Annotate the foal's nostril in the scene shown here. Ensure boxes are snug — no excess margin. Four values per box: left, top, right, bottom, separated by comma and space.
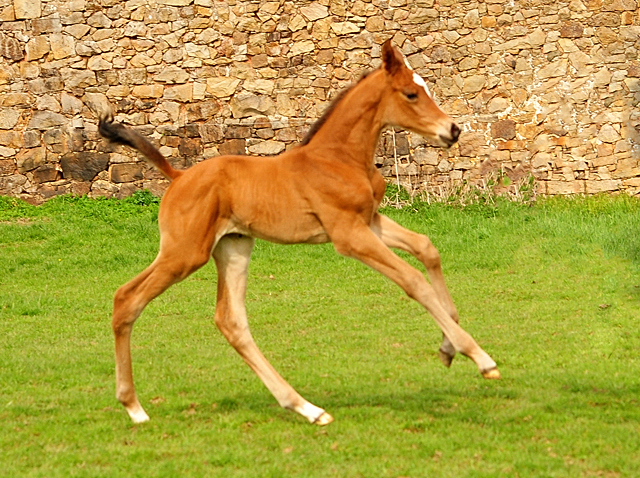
450, 123, 460, 142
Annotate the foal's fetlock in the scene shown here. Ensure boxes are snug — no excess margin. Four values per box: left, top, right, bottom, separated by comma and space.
117, 392, 150, 423
438, 337, 456, 368
438, 348, 455, 368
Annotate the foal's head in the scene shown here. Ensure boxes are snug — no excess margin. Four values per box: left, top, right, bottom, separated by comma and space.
379, 41, 460, 148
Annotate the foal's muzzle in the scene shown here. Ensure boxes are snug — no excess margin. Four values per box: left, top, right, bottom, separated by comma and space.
440, 123, 460, 147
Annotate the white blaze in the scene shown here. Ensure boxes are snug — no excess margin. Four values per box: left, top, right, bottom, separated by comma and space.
413, 72, 433, 99
403, 53, 434, 99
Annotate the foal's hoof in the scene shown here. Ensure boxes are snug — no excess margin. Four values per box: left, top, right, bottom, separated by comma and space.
314, 412, 334, 426
438, 349, 454, 368
127, 408, 150, 424
481, 368, 501, 380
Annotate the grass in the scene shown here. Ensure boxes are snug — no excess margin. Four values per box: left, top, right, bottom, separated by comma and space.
1, 190, 640, 477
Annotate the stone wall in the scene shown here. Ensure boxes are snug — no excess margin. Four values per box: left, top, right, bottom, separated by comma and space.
0, 0, 639, 203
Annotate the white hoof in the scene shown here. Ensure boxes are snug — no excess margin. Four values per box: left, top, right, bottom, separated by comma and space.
127, 406, 150, 424
313, 411, 334, 426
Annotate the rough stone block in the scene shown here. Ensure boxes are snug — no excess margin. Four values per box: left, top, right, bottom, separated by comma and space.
463, 75, 486, 93
0, 158, 15, 175
132, 85, 164, 98
16, 147, 45, 172
14, 0, 41, 19
206, 77, 241, 98
200, 124, 223, 143
178, 138, 201, 157
25, 36, 50, 61
87, 56, 112, 71
219, 139, 246, 156
61, 69, 97, 89
225, 126, 251, 139
560, 21, 584, 38
87, 12, 112, 28
32, 17, 62, 35
90, 179, 119, 198
248, 140, 285, 155
491, 120, 516, 140
592, 13, 621, 27
598, 124, 621, 143
61, 152, 110, 181
546, 180, 585, 195
110, 163, 143, 183
0, 174, 30, 195
413, 149, 439, 166
532, 152, 552, 169
27, 111, 66, 130
23, 131, 40, 149
585, 179, 621, 193
33, 164, 60, 183
0, 34, 24, 61
0, 131, 22, 148
537, 59, 568, 79
163, 84, 193, 102
612, 158, 640, 179
430, 45, 451, 62
624, 78, 640, 92
119, 69, 147, 85
0, 108, 21, 130
300, 4, 329, 21
155, 65, 190, 84
50, 33, 76, 60
230, 93, 275, 118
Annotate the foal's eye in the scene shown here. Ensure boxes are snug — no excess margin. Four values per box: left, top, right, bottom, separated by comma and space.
404, 91, 418, 101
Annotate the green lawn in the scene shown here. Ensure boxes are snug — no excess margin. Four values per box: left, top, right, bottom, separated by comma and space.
1, 191, 640, 477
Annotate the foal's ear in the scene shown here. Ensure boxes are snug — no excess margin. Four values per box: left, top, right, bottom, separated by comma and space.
381, 40, 405, 76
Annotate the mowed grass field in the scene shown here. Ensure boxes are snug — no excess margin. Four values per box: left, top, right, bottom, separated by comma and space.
1, 191, 640, 477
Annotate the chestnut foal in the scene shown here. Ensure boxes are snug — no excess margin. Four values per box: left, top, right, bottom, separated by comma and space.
99, 41, 499, 426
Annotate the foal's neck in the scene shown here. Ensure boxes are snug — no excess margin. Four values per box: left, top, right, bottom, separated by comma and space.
306, 72, 387, 168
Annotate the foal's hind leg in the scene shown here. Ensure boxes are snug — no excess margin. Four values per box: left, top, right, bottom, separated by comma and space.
113, 253, 209, 423
371, 214, 496, 374
213, 234, 333, 425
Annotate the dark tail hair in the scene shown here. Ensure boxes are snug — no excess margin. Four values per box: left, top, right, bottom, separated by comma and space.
98, 114, 181, 181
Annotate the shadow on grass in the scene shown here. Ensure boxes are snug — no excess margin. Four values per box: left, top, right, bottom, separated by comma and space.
186, 369, 640, 428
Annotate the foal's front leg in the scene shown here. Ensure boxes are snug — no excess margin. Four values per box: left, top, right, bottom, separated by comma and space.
212, 234, 333, 425
332, 219, 499, 379
371, 213, 459, 367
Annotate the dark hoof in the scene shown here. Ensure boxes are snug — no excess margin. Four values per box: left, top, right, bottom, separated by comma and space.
438, 349, 454, 368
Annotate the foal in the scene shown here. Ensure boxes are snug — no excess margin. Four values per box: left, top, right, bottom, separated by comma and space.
99, 41, 499, 426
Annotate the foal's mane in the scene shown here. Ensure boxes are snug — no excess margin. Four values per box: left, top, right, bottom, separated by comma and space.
300, 71, 372, 146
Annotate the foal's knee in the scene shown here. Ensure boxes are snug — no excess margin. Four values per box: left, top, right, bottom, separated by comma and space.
419, 238, 441, 270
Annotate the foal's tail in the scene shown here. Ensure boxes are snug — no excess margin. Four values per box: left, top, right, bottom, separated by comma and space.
98, 114, 182, 181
